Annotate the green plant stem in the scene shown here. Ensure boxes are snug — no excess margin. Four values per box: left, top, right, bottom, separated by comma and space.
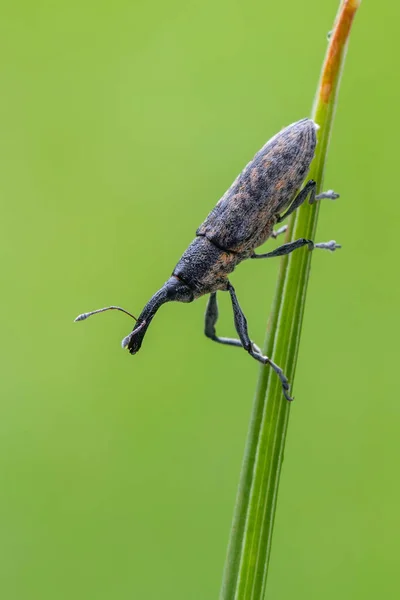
220, 2, 361, 598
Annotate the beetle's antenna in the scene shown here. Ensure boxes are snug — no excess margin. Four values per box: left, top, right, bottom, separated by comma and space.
74, 306, 139, 322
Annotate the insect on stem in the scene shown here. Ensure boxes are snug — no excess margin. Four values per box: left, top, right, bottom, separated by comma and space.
74, 305, 140, 322
75, 119, 341, 401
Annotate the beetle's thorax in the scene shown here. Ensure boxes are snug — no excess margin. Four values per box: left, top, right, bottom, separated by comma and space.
173, 236, 243, 298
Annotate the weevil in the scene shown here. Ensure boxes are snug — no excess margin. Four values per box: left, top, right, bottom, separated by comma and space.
75, 118, 340, 401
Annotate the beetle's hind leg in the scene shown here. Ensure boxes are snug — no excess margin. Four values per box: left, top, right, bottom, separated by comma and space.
206, 283, 292, 401
277, 180, 339, 223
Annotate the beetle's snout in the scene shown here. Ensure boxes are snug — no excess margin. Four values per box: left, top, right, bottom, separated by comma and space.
127, 341, 141, 355
126, 335, 141, 354
121, 321, 146, 354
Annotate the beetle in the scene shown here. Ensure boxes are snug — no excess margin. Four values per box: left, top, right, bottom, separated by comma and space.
75, 118, 340, 401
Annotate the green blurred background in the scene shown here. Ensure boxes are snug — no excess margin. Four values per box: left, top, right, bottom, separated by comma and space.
1, 1, 398, 598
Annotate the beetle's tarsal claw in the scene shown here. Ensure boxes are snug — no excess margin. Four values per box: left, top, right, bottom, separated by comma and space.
282, 387, 294, 402
271, 224, 288, 240
314, 189, 340, 201
315, 240, 341, 251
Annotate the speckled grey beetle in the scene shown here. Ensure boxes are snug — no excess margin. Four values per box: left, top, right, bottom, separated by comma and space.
75, 118, 340, 401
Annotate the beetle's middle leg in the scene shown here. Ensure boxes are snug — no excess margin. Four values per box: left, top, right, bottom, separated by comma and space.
251, 238, 341, 259
270, 225, 288, 239
277, 180, 339, 223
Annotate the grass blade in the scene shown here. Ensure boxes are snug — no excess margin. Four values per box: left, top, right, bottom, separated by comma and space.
221, 2, 362, 598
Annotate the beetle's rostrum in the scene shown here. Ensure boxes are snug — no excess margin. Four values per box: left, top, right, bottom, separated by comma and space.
75, 118, 340, 401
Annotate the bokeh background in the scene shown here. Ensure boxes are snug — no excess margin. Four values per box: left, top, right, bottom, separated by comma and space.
1, 1, 398, 599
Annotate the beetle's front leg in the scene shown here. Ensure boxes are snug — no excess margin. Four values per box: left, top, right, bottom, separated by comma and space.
204, 292, 244, 349
204, 292, 263, 353
227, 283, 293, 402
251, 238, 341, 259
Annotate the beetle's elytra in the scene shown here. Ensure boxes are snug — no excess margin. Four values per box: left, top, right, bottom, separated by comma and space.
75, 118, 340, 401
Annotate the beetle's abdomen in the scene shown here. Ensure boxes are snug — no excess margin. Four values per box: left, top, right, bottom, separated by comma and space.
197, 118, 317, 253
